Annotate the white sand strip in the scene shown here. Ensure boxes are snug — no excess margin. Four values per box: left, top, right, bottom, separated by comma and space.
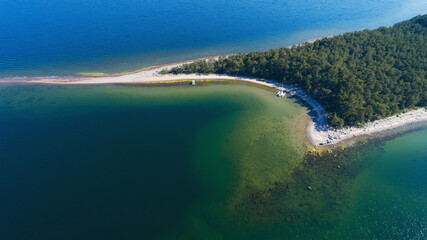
3, 49, 425, 146
307, 108, 427, 146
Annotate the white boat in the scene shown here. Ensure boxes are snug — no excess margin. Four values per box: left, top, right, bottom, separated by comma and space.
276, 91, 286, 97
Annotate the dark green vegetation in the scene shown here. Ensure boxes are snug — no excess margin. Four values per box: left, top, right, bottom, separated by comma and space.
167, 15, 427, 127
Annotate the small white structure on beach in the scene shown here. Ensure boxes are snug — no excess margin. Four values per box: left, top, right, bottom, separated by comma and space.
276, 91, 286, 97
190, 80, 196, 85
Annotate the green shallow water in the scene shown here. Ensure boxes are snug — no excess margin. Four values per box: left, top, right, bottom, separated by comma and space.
331, 129, 427, 240
0, 84, 425, 239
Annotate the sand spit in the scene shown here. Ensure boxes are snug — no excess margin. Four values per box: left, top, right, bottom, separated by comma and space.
3, 44, 426, 147
19, 65, 426, 147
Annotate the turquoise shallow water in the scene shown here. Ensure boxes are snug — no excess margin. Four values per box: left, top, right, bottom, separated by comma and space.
284, 129, 427, 240
0, 84, 426, 239
1, 0, 426, 77
325, 129, 427, 240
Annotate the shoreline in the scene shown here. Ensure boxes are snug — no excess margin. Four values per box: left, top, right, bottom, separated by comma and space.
0, 35, 328, 82
307, 108, 427, 147
11, 67, 427, 147
1, 36, 426, 147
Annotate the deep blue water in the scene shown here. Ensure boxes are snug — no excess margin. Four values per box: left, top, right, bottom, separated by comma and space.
0, 0, 426, 77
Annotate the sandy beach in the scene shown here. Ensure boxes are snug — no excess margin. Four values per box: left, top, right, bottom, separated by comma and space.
2, 49, 426, 147
307, 108, 427, 146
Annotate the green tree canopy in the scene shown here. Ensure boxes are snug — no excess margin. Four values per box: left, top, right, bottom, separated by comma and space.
167, 15, 427, 127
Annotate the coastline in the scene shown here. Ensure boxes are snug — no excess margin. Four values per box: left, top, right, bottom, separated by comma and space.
307, 108, 427, 146
10, 65, 427, 147
0, 35, 327, 83
1, 36, 426, 147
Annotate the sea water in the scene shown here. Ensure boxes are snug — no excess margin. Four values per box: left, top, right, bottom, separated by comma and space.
1, 0, 426, 77
0, 84, 426, 239
0, 84, 308, 239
